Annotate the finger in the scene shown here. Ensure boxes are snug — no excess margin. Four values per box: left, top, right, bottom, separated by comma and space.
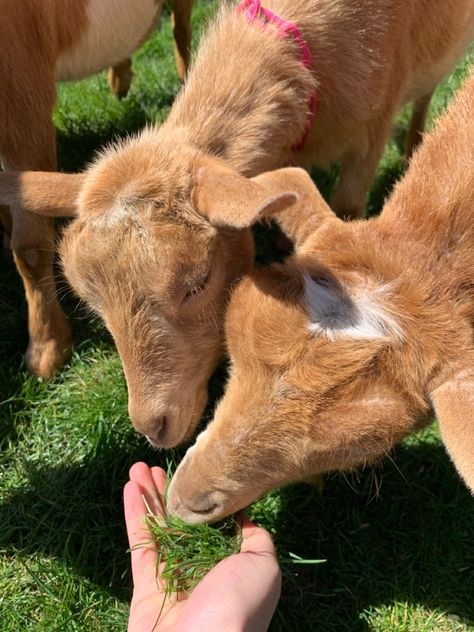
124, 480, 152, 550
129, 462, 165, 516
150, 466, 167, 498
123, 480, 158, 585
239, 517, 277, 557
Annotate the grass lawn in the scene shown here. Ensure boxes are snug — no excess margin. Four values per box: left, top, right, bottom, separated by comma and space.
1, 2, 473, 630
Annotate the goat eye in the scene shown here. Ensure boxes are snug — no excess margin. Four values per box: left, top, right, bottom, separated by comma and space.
182, 270, 211, 304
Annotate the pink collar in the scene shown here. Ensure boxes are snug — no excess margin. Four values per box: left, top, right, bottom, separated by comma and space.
237, 0, 317, 152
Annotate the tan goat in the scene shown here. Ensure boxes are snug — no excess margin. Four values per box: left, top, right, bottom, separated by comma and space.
0, 0, 194, 378
167, 67, 474, 524
1, 0, 473, 444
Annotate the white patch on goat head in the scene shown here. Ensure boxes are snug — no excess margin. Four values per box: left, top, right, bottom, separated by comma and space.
303, 273, 403, 341
92, 201, 135, 228
87, 192, 154, 238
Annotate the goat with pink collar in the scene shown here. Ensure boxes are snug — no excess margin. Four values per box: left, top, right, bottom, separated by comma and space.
1, 0, 473, 447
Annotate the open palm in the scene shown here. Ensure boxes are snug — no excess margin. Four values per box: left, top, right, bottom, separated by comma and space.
124, 462, 281, 632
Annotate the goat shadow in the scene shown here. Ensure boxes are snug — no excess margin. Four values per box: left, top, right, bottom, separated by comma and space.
264, 438, 474, 631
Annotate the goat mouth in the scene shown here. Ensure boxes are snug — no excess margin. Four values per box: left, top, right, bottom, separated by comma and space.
146, 433, 164, 448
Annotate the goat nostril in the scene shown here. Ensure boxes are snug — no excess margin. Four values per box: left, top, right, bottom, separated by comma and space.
146, 415, 168, 446
184, 493, 219, 516
190, 502, 218, 515
157, 415, 167, 438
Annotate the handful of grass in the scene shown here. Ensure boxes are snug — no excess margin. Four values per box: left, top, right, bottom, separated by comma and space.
146, 510, 242, 596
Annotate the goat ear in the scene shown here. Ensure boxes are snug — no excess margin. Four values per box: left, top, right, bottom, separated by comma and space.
194, 163, 297, 228
430, 361, 474, 494
0, 171, 84, 217
252, 167, 336, 246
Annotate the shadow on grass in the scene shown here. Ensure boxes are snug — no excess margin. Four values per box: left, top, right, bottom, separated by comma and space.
0, 356, 227, 598
0, 250, 35, 447
0, 432, 157, 600
0, 270, 27, 366
0, 431, 472, 630
264, 439, 474, 631
0, 248, 114, 450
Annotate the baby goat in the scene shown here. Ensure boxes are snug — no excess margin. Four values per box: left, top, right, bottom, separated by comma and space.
168, 67, 474, 524
0, 0, 193, 377
1, 0, 472, 443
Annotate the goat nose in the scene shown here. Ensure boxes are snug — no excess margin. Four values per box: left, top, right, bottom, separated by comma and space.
128, 403, 168, 439
145, 416, 168, 446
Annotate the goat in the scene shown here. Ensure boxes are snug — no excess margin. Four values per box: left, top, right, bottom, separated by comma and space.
0, 0, 193, 377
167, 67, 474, 523
0, 0, 472, 444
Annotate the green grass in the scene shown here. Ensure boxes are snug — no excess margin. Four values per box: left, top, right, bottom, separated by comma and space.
147, 511, 242, 596
1, 3, 473, 630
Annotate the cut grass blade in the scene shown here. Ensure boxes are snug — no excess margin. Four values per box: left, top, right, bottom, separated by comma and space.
288, 552, 327, 565
146, 511, 241, 596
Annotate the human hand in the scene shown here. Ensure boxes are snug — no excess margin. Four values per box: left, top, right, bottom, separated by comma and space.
124, 462, 281, 632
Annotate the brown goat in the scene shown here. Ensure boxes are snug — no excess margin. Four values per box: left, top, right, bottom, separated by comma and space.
167, 67, 474, 524
0, 0, 193, 377
1, 0, 472, 444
